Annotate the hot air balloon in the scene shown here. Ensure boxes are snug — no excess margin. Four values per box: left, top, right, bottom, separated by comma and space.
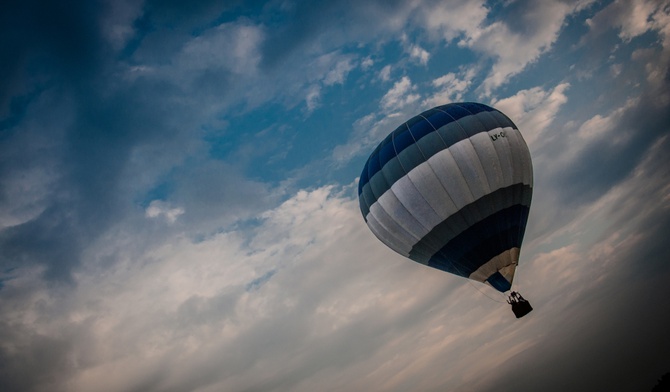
358, 102, 533, 318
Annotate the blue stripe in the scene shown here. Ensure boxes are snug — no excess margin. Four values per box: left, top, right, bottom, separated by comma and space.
422, 204, 530, 284
362, 103, 489, 187
408, 183, 532, 261
486, 271, 512, 292
358, 103, 517, 218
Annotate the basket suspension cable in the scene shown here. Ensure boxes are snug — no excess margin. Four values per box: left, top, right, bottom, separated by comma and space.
450, 263, 507, 304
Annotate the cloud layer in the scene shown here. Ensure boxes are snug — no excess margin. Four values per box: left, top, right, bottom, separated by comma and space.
1, 1, 670, 391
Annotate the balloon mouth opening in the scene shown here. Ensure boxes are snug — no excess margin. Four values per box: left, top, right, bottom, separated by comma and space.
486, 271, 512, 292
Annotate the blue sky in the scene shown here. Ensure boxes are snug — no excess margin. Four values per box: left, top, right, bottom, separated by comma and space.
1, 0, 670, 391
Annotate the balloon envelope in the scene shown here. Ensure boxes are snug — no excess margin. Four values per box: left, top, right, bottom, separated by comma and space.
358, 102, 532, 292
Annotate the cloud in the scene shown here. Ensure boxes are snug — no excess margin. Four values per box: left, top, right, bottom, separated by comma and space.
258, 0, 417, 70
301, 52, 357, 112
422, 67, 478, 108
0, 185, 452, 391
417, 0, 489, 43
0, 0, 109, 116
491, 82, 570, 148
2, 1, 670, 391
0, 66, 221, 281
0, 182, 533, 391
10, 182, 636, 392
330, 113, 394, 165
99, 0, 144, 50
0, 13, 274, 284
380, 76, 421, 112
330, 74, 425, 165
409, 44, 430, 65
480, 133, 670, 392
459, 0, 594, 95
379, 64, 392, 82
177, 21, 264, 76
550, 87, 669, 209
145, 200, 184, 223
361, 56, 374, 70
577, 0, 670, 81
398, 32, 432, 66
323, 57, 356, 86
585, 0, 669, 44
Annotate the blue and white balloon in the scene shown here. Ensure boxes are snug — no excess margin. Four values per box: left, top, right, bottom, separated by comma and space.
358, 102, 533, 292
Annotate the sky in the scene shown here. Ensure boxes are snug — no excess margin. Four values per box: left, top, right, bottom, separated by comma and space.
1, 0, 670, 391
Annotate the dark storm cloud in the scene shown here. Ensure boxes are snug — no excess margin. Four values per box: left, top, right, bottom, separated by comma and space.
0, 0, 106, 111
1, 0, 111, 282
0, 0, 239, 282
0, 71, 198, 282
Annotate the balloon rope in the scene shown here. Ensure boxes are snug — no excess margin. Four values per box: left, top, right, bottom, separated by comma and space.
464, 278, 507, 304
451, 263, 508, 304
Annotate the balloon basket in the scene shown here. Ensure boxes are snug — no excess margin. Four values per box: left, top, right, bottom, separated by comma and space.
511, 299, 533, 318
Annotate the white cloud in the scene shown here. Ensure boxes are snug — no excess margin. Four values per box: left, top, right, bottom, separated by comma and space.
5, 137, 670, 390
145, 200, 185, 223
0, 184, 544, 391
398, 32, 430, 65
329, 74, 424, 165
380, 76, 421, 112
491, 82, 570, 148
298, 52, 358, 112
575, 99, 636, 142
409, 44, 430, 65
179, 21, 264, 76
305, 84, 321, 112
459, 1, 593, 96
330, 111, 406, 165
422, 67, 477, 108
617, 0, 664, 40
323, 57, 356, 86
526, 133, 670, 271
378, 64, 392, 82
533, 97, 637, 179
2, 185, 445, 391
586, 0, 669, 43
168, 160, 276, 233
361, 56, 374, 70
417, 0, 489, 43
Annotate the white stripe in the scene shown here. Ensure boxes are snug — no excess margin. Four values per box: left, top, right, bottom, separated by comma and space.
429, 147, 475, 208
406, 162, 459, 220
450, 138, 491, 199
483, 128, 510, 216
370, 191, 425, 243
505, 129, 533, 186
468, 247, 520, 283
490, 127, 515, 186
390, 172, 443, 230
366, 213, 412, 256
490, 127, 516, 207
